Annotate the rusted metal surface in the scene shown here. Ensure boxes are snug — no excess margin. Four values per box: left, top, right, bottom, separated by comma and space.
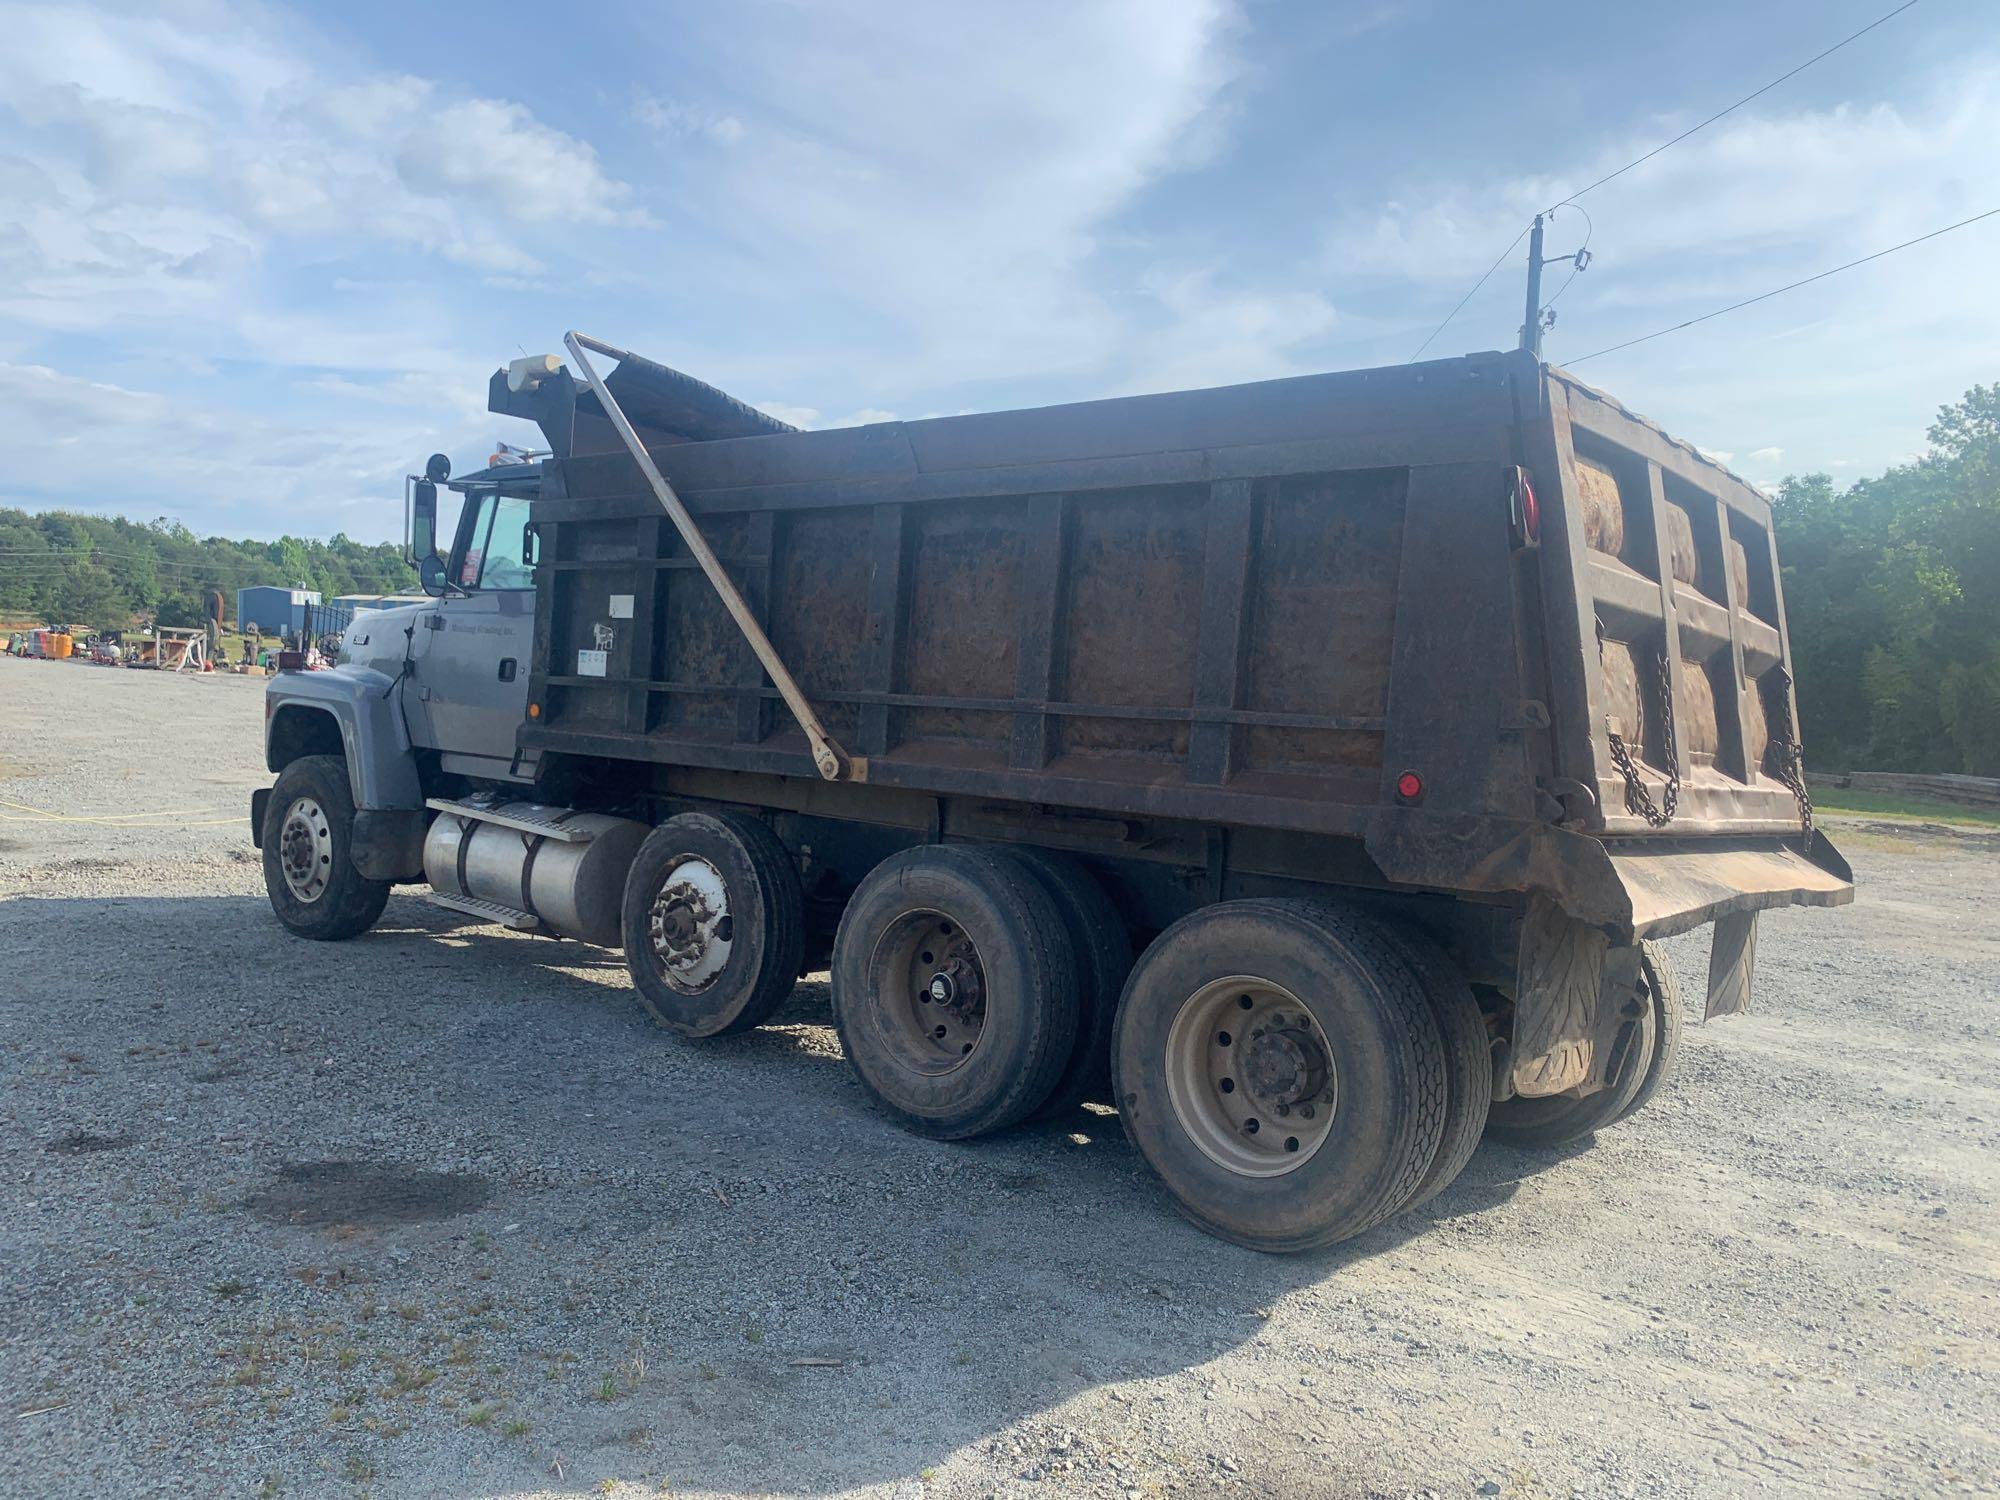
1604, 837, 1852, 940
563, 332, 858, 782
518, 346, 1852, 939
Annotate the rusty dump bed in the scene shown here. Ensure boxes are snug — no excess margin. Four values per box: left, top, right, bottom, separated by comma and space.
515, 347, 1851, 939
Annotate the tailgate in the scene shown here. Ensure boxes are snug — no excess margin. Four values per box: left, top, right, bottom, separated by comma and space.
1528, 367, 1820, 840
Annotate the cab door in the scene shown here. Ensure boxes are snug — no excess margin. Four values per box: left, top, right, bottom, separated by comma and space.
412, 490, 538, 779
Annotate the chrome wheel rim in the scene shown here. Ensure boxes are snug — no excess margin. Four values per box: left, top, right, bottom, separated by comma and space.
1164, 976, 1337, 1177
277, 796, 334, 904
867, 909, 986, 1076
649, 857, 735, 994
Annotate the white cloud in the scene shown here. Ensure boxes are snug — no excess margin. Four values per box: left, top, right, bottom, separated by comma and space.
0, 0, 655, 336
632, 94, 744, 146
396, 99, 654, 226
1329, 55, 2000, 479
0, 358, 488, 537
1746, 446, 1784, 465
0, 0, 666, 534
632, 0, 1251, 391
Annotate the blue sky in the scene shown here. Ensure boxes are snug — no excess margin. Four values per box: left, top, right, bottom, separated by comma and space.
2, 0, 1995, 541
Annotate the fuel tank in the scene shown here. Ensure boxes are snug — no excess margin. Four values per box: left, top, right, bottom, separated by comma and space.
423, 803, 648, 946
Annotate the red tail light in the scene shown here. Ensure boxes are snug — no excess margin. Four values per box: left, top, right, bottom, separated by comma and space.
1513, 468, 1540, 545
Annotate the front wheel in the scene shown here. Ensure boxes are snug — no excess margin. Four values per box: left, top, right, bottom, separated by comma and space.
260, 755, 391, 941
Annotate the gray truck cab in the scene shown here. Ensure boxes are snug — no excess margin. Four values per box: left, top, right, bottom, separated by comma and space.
253, 455, 543, 890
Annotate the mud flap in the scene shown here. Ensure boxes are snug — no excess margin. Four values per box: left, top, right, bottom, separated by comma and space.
1706, 910, 1757, 1019
1510, 896, 1643, 1098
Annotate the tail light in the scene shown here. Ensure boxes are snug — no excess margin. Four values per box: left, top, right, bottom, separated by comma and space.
1511, 467, 1540, 545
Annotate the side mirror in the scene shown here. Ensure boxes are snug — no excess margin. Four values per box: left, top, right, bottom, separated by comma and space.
419, 553, 448, 598
411, 479, 439, 561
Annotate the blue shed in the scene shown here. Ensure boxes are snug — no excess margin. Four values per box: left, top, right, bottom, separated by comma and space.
236, 586, 320, 634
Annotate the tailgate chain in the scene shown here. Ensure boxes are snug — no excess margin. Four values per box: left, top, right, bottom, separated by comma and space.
1605, 648, 1679, 828
1766, 664, 1815, 839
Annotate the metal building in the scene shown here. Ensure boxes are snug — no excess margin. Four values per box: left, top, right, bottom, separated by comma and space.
236, 586, 320, 634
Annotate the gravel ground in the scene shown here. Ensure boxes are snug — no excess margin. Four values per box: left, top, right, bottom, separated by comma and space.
2, 657, 1996, 1500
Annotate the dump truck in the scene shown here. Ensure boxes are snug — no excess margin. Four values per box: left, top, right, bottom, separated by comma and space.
252, 336, 1853, 1252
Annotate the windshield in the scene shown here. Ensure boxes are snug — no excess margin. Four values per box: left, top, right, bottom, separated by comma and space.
456, 493, 535, 590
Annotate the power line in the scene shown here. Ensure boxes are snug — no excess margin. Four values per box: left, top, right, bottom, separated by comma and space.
1406, 222, 1532, 363
1548, 0, 1923, 211
1565, 206, 1999, 365
1407, 0, 1922, 361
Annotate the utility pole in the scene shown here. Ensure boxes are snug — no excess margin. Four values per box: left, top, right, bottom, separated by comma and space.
1520, 212, 1546, 356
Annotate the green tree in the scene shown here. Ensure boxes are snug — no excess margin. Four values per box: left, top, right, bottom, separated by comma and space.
50, 560, 128, 632
1776, 381, 2000, 773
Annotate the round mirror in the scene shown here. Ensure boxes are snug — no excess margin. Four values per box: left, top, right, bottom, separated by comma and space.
425, 452, 451, 483
418, 552, 448, 598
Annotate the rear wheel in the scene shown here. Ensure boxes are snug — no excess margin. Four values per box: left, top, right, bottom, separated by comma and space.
831, 846, 1077, 1140
260, 755, 390, 941
620, 810, 804, 1038
997, 847, 1133, 1121
1380, 926, 1492, 1212
1484, 967, 1657, 1149
1112, 900, 1447, 1253
1612, 940, 1682, 1124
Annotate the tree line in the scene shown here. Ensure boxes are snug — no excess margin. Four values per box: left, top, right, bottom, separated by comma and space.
0, 511, 415, 633
1774, 382, 1999, 777
3, 381, 1995, 775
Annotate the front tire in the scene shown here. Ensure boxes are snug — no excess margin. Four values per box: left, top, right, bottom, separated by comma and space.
260, 755, 391, 941
1112, 900, 1447, 1253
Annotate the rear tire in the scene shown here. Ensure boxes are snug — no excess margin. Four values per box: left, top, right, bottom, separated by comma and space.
620, 810, 805, 1038
1611, 941, 1682, 1124
997, 847, 1133, 1121
1111, 899, 1447, 1253
260, 755, 391, 941
831, 846, 1077, 1140
1484, 969, 1657, 1150
1379, 925, 1492, 1212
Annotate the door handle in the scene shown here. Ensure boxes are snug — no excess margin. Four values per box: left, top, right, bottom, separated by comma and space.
497, 658, 517, 682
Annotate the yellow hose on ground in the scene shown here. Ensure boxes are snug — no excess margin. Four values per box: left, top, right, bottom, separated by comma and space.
0, 796, 246, 828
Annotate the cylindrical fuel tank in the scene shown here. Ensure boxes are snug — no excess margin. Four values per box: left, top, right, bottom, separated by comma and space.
424, 804, 648, 947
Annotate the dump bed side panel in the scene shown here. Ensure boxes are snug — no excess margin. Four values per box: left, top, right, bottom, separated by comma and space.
523, 356, 1538, 844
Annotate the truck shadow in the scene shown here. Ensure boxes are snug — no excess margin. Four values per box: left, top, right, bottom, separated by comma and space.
6, 891, 1552, 1499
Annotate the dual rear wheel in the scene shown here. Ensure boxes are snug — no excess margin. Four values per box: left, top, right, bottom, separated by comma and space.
619, 822, 1681, 1253
1111, 900, 1490, 1252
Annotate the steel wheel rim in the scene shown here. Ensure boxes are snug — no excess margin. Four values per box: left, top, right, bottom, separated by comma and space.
867, 908, 987, 1076
1165, 975, 1337, 1178
649, 857, 735, 994
277, 796, 334, 904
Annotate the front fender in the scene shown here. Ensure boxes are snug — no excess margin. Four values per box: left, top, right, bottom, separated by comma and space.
264, 667, 423, 810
